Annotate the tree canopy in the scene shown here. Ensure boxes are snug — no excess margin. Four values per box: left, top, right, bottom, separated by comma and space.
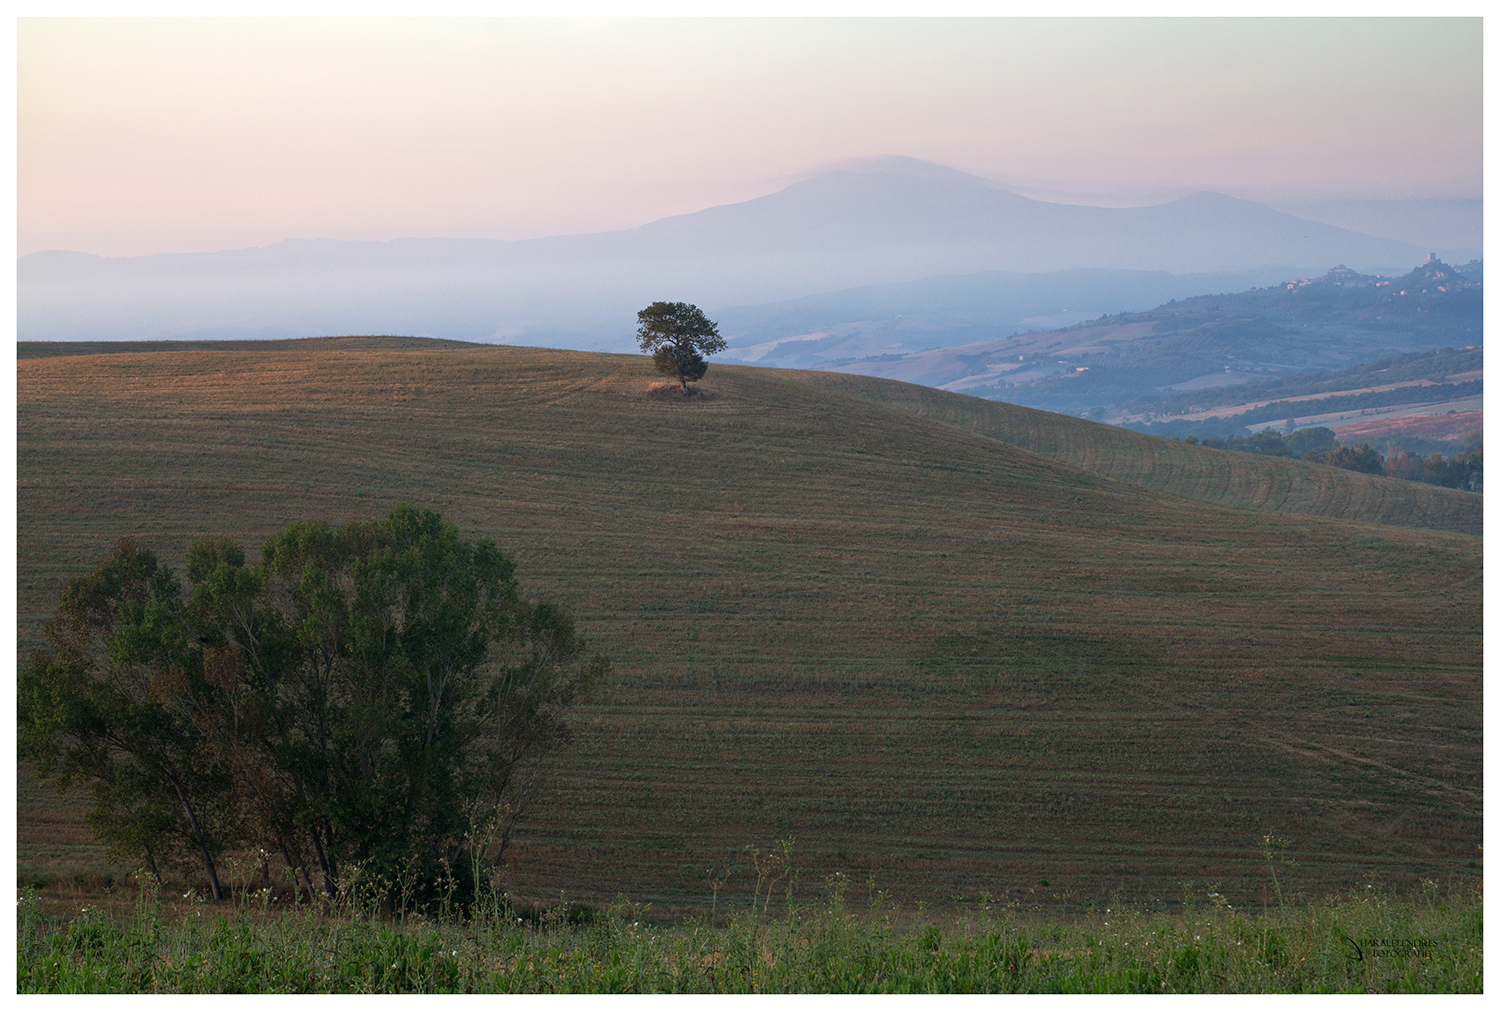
19, 505, 607, 905
636, 301, 727, 393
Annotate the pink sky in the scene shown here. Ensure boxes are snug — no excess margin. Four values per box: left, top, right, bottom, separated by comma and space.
18, 17, 1483, 258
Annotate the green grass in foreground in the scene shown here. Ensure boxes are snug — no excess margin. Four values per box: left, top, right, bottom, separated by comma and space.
18, 876, 1481, 994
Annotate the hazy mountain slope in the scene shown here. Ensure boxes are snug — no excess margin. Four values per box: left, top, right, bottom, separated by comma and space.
784, 370, 1482, 536
710, 265, 1299, 368
624, 159, 1434, 270
18, 158, 1438, 348
17, 339, 1480, 912
819, 259, 1483, 416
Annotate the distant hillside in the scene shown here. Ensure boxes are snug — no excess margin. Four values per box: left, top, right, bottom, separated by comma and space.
821, 259, 1482, 420
1123, 345, 1483, 443
1127, 346, 1483, 423
711, 265, 1299, 369
18, 157, 1445, 348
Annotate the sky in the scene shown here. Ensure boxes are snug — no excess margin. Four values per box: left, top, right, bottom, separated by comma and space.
16, 16, 1485, 258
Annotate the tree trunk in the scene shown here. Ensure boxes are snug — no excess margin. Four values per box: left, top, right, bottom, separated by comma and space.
309, 822, 337, 896
191, 821, 224, 900
278, 838, 316, 899
162, 766, 224, 900
142, 839, 162, 885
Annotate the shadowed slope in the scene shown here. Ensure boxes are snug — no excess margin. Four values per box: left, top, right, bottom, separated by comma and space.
784, 370, 1482, 536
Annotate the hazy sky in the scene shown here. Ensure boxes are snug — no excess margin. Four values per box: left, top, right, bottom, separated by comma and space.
17, 17, 1483, 258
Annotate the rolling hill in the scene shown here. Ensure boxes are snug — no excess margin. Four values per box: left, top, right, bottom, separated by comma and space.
779, 370, 1482, 536
17, 339, 1480, 915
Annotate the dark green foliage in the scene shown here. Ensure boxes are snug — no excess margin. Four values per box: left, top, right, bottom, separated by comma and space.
636, 301, 727, 393
651, 344, 709, 387
1385, 448, 1483, 493
1126, 416, 1252, 442
1240, 429, 1296, 457
18, 505, 608, 906
1224, 427, 1339, 459
1284, 427, 1337, 456
18, 540, 239, 898
1146, 424, 1478, 492
1304, 443, 1385, 475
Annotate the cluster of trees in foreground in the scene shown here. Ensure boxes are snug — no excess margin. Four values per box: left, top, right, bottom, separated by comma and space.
18, 505, 608, 906
1175, 427, 1483, 493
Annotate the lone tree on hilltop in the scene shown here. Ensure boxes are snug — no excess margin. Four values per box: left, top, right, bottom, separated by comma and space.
637, 301, 727, 394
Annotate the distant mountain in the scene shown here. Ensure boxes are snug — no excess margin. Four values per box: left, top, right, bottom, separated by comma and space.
616, 157, 1444, 271
19, 157, 1449, 347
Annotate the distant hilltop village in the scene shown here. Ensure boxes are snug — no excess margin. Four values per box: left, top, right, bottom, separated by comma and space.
1283, 255, 1482, 294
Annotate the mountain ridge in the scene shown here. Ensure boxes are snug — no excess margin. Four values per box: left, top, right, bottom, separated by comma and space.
19, 158, 1454, 347
20, 176, 1434, 272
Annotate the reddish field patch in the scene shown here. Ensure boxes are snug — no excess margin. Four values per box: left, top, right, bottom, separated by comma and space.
1333, 411, 1483, 443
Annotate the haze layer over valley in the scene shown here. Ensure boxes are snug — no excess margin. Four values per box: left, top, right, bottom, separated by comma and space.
18, 158, 1471, 350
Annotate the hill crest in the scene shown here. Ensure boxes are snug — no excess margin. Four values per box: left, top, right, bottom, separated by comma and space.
17, 338, 1480, 537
